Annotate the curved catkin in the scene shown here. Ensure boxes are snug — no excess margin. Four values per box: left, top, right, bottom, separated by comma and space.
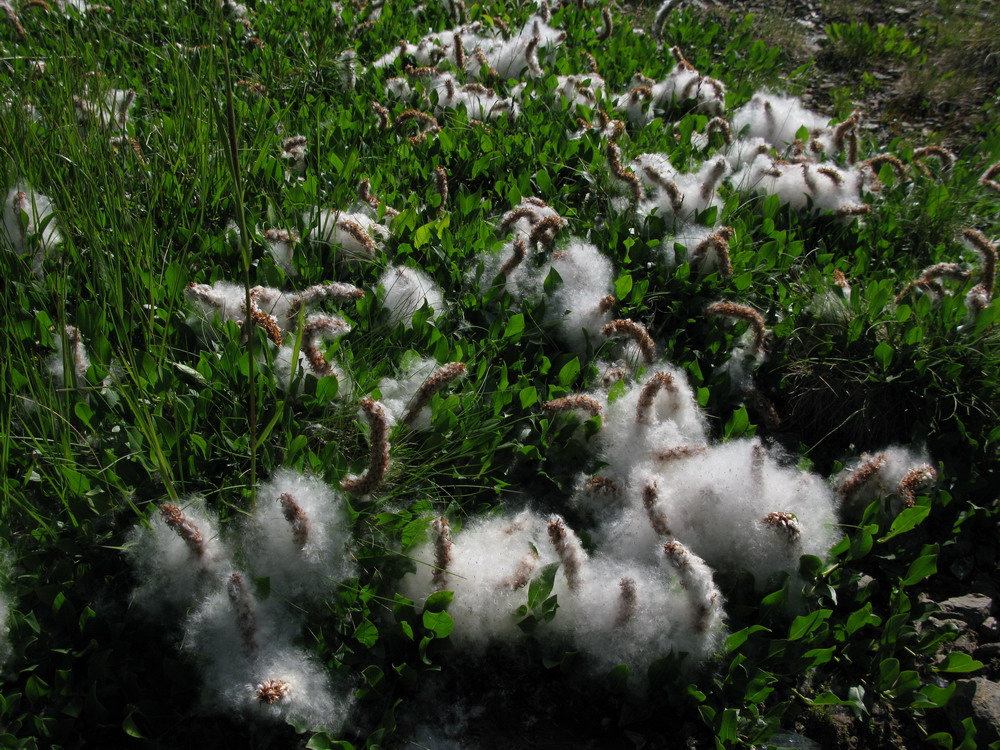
596, 6, 612, 41
652, 0, 681, 39
662, 541, 721, 634
498, 206, 541, 236
529, 215, 567, 251
705, 117, 733, 146
642, 482, 672, 538
833, 111, 860, 159
962, 229, 997, 297
839, 452, 886, 499
431, 516, 452, 591
763, 511, 801, 544
286, 283, 365, 326
452, 31, 465, 69
372, 101, 390, 129
525, 36, 542, 76
691, 227, 734, 277
301, 315, 349, 376
897, 465, 937, 508
403, 362, 467, 426
227, 573, 258, 658
547, 515, 586, 592
433, 166, 448, 215
895, 263, 970, 303
705, 302, 767, 356
635, 371, 676, 424
598, 295, 616, 313
255, 679, 290, 705
245, 288, 283, 346
912, 145, 955, 177
583, 475, 620, 497
981, 161, 1000, 195
698, 158, 727, 202
541, 395, 603, 418
602, 319, 656, 365
607, 143, 643, 204
340, 399, 390, 495
655, 444, 707, 462
643, 167, 684, 213
614, 577, 637, 628
160, 503, 206, 558
498, 553, 539, 591
670, 46, 697, 72
335, 219, 377, 257
499, 237, 528, 277
862, 154, 906, 187
278, 493, 309, 549
581, 50, 598, 74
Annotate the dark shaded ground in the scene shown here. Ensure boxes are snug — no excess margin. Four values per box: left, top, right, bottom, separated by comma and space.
695, 0, 1000, 151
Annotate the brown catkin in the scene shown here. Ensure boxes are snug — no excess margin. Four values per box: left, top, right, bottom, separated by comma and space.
691, 227, 734, 277
300, 315, 349, 376
839, 453, 886, 499
705, 302, 767, 355
499, 237, 528, 277
912, 145, 955, 175
607, 143, 643, 204
334, 219, 377, 257
962, 229, 997, 297
541, 395, 603, 418
598, 295, 616, 313
433, 166, 448, 215
372, 101, 390, 128
833, 111, 860, 156
655, 444, 707, 462
981, 161, 1000, 195
255, 679, 290, 705
529, 215, 567, 251
763, 512, 801, 543
614, 577, 638, 628
635, 371, 676, 424
699, 158, 727, 202
245, 288, 283, 346
498, 553, 538, 591
159, 504, 206, 558
670, 46, 696, 72
404, 362, 467, 426
642, 482, 672, 537
340, 399, 390, 495
2, 3, 25, 38
431, 516, 452, 590
897, 464, 937, 508
581, 50, 598, 74
643, 167, 684, 213
583, 476, 620, 497
547, 516, 585, 591
602, 319, 656, 365
498, 206, 541, 236
278, 493, 309, 549
597, 6, 613, 41
705, 117, 733, 146
226, 573, 258, 658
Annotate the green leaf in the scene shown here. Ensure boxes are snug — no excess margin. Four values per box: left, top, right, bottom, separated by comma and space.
519, 386, 537, 409
504, 314, 525, 340
527, 562, 559, 610
423, 590, 453, 613
933, 652, 983, 674
725, 625, 770, 653
879, 505, 931, 542
788, 609, 832, 640
558, 357, 580, 387
422, 609, 455, 639
614, 274, 633, 298
874, 341, 893, 371
902, 549, 938, 586
718, 708, 738, 742
122, 706, 145, 739
353, 619, 379, 648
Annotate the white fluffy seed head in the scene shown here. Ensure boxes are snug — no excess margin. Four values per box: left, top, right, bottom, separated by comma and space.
378, 265, 445, 328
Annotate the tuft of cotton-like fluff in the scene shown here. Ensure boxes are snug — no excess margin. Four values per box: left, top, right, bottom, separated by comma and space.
541, 239, 616, 353
243, 469, 355, 599
731, 93, 836, 153
836, 445, 936, 518
183, 577, 352, 732
732, 155, 870, 217
377, 357, 440, 428
630, 153, 730, 226
126, 498, 230, 613
379, 265, 445, 327
399, 510, 553, 646
3, 185, 62, 278
306, 209, 388, 262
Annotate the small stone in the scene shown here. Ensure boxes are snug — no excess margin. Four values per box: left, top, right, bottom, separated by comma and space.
946, 678, 1000, 739
981, 617, 1000, 640
940, 594, 994, 629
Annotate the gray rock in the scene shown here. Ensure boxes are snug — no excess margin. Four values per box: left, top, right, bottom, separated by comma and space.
981, 617, 1000, 641
947, 678, 1000, 740
974, 642, 1000, 662
940, 594, 994, 629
